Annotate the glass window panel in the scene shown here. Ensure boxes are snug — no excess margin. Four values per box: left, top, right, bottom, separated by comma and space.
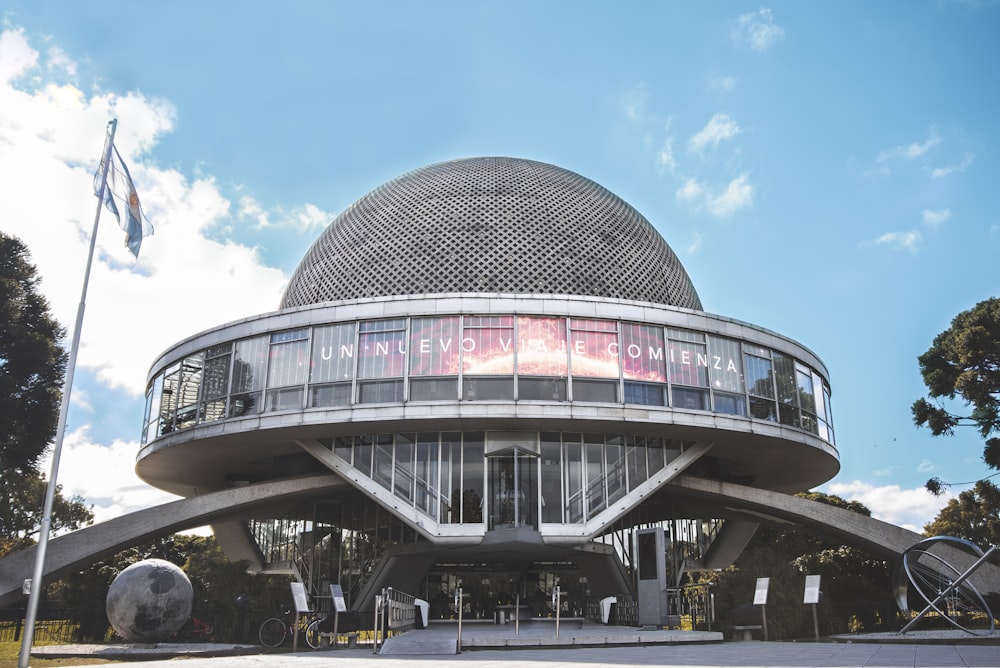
606, 437, 626, 505
143, 375, 163, 444
463, 376, 514, 400
310, 382, 352, 407
441, 434, 460, 523
271, 328, 308, 343
176, 354, 204, 429
410, 377, 458, 401
229, 391, 261, 418
749, 397, 778, 421
585, 437, 606, 518
796, 364, 817, 414
647, 438, 665, 476
668, 341, 708, 387
355, 435, 373, 477
358, 379, 403, 403
572, 379, 617, 403
745, 354, 775, 399
410, 317, 461, 376
334, 436, 353, 463
202, 353, 231, 400
540, 434, 562, 523
159, 362, 180, 436
415, 434, 439, 517
621, 324, 667, 382
773, 353, 798, 405
373, 435, 394, 490
461, 433, 484, 523
357, 321, 406, 379
569, 319, 619, 378
265, 387, 303, 411
199, 399, 227, 423
232, 336, 268, 393
708, 336, 744, 393
517, 316, 568, 376
672, 386, 709, 411
666, 328, 705, 343
626, 436, 648, 490
713, 392, 746, 416
311, 323, 356, 383
462, 317, 514, 375
394, 434, 414, 504
623, 381, 665, 406
564, 435, 584, 523
518, 377, 566, 401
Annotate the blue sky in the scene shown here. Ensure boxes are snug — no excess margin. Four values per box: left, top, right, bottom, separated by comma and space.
1, 1, 998, 534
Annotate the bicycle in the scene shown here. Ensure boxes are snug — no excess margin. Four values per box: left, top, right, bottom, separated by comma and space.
258, 609, 320, 649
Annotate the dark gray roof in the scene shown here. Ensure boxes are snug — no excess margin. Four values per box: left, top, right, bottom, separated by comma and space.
281, 157, 703, 310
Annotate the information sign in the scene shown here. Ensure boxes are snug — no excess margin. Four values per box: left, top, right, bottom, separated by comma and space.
753, 577, 770, 605
803, 575, 821, 604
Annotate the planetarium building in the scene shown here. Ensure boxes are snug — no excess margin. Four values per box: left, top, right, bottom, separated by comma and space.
135, 157, 839, 622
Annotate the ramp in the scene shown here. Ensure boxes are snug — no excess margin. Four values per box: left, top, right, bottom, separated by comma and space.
378, 630, 457, 655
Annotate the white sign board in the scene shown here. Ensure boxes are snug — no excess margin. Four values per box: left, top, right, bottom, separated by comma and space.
290, 581, 311, 613
803, 574, 821, 604
331, 583, 348, 613
753, 577, 770, 605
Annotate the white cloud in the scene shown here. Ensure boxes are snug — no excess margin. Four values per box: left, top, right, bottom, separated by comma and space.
825, 480, 953, 533
0, 28, 288, 395
676, 173, 755, 217
1, 27, 300, 528
238, 196, 332, 231
711, 75, 738, 92
676, 177, 705, 203
876, 132, 941, 165
0, 27, 37, 82
707, 174, 754, 216
623, 83, 648, 123
930, 152, 974, 178
689, 112, 741, 153
872, 230, 921, 251
917, 459, 937, 473
686, 231, 703, 255
732, 8, 785, 52
657, 137, 678, 173
921, 208, 951, 226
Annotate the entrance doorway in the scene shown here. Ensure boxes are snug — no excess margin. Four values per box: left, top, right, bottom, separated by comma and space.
487, 449, 538, 530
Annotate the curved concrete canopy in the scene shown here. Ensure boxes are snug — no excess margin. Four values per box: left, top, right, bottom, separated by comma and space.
0, 474, 343, 608
3, 473, 997, 610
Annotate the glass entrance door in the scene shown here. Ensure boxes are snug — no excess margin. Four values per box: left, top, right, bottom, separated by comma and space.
487, 449, 538, 530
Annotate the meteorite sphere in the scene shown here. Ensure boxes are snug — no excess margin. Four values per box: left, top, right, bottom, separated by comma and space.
106, 559, 193, 643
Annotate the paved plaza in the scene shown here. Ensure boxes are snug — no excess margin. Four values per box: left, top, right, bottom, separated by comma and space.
32, 621, 1000, 668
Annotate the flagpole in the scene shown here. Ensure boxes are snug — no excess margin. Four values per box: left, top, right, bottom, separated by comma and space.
18, 118, 118, 668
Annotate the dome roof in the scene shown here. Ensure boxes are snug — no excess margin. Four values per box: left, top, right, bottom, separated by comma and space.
280, 157, 703, 310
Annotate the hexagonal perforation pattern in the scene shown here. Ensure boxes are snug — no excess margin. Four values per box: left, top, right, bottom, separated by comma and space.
280, 157, 703, 310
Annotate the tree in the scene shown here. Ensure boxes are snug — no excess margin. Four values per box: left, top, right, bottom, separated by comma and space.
923, 479, 1000, 548
0, 233, 93, 555
912, 298, 1000, 494
707, 492, 894, 639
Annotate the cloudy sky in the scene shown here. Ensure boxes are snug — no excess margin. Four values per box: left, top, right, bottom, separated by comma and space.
1, 2, 998, 535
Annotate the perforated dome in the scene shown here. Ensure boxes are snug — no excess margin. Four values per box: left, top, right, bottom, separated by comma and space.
281, 157, 703, 310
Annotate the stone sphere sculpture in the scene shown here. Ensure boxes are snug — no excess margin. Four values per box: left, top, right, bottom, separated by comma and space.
106, 559, 193, 643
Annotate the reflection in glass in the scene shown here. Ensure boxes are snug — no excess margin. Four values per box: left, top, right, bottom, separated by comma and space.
517, 316, 568, 376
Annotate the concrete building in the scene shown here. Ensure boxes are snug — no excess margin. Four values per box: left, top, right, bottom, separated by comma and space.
129, 157, 840, 621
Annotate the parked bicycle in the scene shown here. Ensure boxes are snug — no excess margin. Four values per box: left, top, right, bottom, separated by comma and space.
258, 609, 319, 649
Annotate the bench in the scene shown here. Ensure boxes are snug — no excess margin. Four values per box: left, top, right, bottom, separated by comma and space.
732, 625, 762, 641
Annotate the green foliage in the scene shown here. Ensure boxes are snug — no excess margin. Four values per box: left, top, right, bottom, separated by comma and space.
709, 492, 894, 639
0, 233, 67, 474
923, 479, 1000, 548
912, 298, 1000, 493
47, 534, 295, 643
0, 233, 93, 556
